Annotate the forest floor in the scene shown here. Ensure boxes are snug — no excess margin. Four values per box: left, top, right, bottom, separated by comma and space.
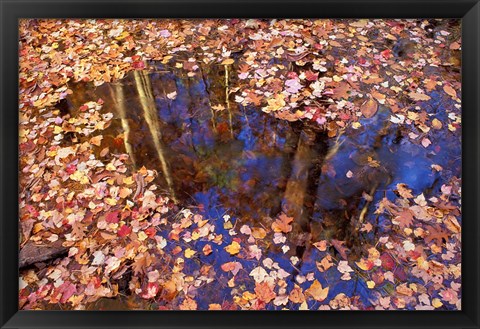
19, 19, 461, 310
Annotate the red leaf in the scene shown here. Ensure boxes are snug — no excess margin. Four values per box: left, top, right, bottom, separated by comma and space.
105, 211, 120, 224
381, 49, 392, 59
380, 253, 395, 271
132, 61, 145, 70
117, 225, 132, 237
145, 227, 156, 238
305, 70, 318, 81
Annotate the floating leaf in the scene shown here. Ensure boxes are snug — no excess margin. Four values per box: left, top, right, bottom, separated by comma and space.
360, 97, 378, 118
306, 280, 329, 301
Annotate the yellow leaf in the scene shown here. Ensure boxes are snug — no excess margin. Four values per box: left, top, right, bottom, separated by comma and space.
431, 118, 443, 130
366, 280, 376, 289
161, 55, 173, 64
185, 248, 196, 258
225, 241, 241, 255
137, 231, 148, 241
115, 31, 130, 40
352, 122, 362, 129
432, 298, 443, 308
306, 280, 329, 301
105, 198, 117, 206
251, 227, 267, 239
221, 58, 234, 65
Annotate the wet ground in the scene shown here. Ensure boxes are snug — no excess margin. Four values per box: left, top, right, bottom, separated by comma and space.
59, 60, 461, 310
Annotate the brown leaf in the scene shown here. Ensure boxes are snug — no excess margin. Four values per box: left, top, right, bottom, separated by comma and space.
360, 97, 378, 118
425, 224, 450, 245
393, 209, 414, 228
331, 239, 349, 260
71, 221, 87, 240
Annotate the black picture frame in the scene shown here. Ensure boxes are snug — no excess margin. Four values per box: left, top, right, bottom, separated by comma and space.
1, 0, 478, 328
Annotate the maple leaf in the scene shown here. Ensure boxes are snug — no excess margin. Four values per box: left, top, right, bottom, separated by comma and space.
380, 253, 395, 271
306, 280, 329, 302
331, 82, 350, 99
117, 225, 132, 237
355, 258, 374, 271
105, 211, 120, 224
304, 70, 318, 81
285, 78, 303, 94
141, 282, 159, 299
271, 213, 293, 233
254, 282, 276, 303
393, 209, 414, 228
251, 227, 267, 239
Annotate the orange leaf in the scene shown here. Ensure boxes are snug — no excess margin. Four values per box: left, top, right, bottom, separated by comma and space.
443, 84, 457, 99
288, 284, 306, 303
408, 92, 431, 101
271, 213, 294, 233
254, 282, 276, 303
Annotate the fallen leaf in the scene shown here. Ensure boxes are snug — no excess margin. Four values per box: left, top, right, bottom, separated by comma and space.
306, 280, 329, 301
225, 241, 241, 255
221, 58, 234, 65
254, 282, 276, 303
271, 213, 293, 233
443, 84, 457, 99
360, 97, 378, 118
408, 92, 431, 101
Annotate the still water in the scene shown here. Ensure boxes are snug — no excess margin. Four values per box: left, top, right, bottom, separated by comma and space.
60, 60, 460, 309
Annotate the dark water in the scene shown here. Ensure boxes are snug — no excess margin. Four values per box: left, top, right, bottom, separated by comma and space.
63, 60, 461, 309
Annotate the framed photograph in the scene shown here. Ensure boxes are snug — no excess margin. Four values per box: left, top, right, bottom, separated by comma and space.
1, 0, 479, 328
